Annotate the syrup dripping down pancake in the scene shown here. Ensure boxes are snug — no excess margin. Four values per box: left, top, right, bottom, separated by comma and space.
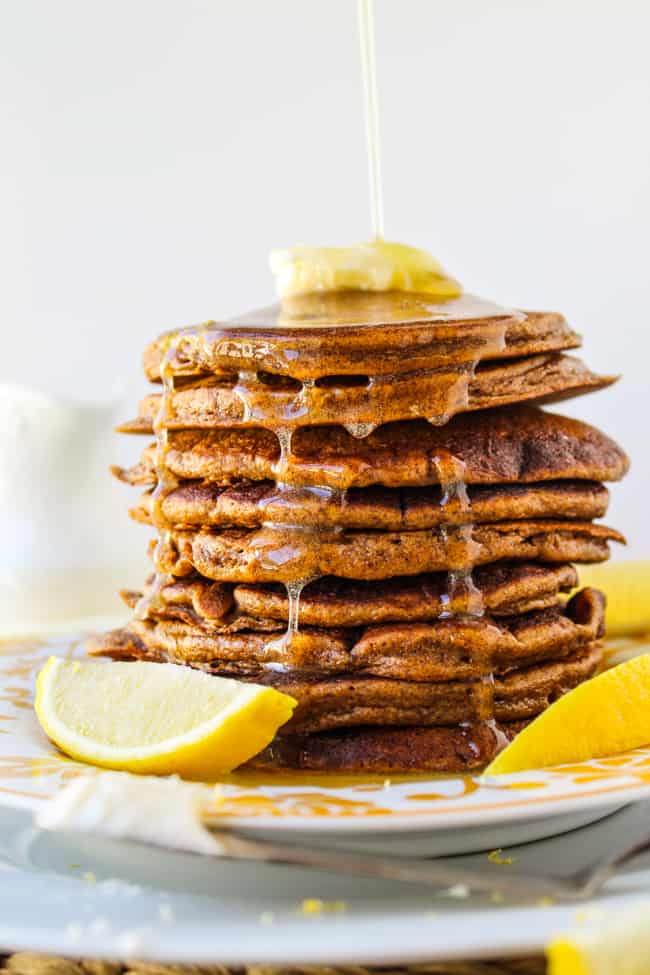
246, 643, 603, 733
122, 353, 615, 433
143, 303, 580, 382
115, 406, 629, 491
154, 521, 624, 584
120, 561, 579, 627
129, 480, 610, 531
89, 588, 605, 683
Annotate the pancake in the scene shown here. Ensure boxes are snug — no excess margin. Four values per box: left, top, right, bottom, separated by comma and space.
115, 406, 629, 491
248, 721, 523, 773
232, 562, 579, 624
245, 643, 604, 733
129, 479, 610, 531
89, 588, 605, 683
143, 302, 581, 382
122, 562, 579, 627
121, 353, 614, 433
156, 521, 624, 584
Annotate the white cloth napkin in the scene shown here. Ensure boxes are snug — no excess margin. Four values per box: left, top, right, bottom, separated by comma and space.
36, 770, 226, 856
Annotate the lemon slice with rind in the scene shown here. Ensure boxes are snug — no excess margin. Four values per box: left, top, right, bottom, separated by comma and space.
35, 658, 296, 780
485, 654, 650, 775
269, 240, 462, 299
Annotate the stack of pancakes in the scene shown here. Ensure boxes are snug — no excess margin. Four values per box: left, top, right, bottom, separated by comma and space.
90, 293, 628, 773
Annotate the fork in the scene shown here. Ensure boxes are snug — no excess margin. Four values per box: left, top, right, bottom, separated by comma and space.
212, 821, 650, 901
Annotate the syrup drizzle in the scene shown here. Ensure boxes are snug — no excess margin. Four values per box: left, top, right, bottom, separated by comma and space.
224, 291, 524, 333
274, 426, 294, 483
262, 578, 313, 668
430, 449, 502, 751
286, 580, 307, 636
431, 451, 483, 620
134, 339, 180, 620
232, 370, 257, 422
162, 357, 509, 432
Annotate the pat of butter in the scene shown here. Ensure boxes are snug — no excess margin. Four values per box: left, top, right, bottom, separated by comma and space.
269, 240, 462, 299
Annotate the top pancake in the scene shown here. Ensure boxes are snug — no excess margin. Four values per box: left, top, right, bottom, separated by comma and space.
143, 298, 581, 381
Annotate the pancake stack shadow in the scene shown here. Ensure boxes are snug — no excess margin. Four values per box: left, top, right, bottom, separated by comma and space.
90, 293, 629, 772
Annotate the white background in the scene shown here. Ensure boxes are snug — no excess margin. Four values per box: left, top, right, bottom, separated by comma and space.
0, 0, 647, 558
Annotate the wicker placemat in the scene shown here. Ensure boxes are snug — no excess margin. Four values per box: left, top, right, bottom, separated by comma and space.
0, 954, 547, 975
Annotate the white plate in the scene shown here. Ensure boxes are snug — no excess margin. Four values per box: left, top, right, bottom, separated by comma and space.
0, 800, 649, 963
3, 631, 650, 962
3, 633, 650, 856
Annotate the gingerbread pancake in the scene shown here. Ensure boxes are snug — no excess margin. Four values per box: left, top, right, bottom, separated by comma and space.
122, 353, 614, 433
155, 521, 623, 584
115, 407, 629, 492
88, 588, 605, 684
121, 562, 579, 627
239, 643, 603, 733
129, 480, 610, 531
143, 299, 580, 381
248, 721, 521, 773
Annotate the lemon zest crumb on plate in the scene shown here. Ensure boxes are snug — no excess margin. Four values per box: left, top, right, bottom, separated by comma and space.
487, 848, 517, 865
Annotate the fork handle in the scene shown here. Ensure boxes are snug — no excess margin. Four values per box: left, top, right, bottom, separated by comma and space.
219, 832, 564, 899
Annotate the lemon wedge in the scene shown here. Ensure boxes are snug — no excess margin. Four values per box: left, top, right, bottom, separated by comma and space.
35, 658, 296, 779
578, 561, 650, 636
485, 654, 650, 775
269, 240, 462, 299
547, 904, 650, 975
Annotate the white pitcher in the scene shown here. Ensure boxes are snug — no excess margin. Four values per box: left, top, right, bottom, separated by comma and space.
0, 383, 148, 633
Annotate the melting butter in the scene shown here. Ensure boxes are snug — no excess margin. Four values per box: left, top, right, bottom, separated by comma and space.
269, 241, 461, 299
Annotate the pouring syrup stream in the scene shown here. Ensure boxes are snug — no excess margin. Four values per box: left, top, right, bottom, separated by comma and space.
358, 0, 384, 240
